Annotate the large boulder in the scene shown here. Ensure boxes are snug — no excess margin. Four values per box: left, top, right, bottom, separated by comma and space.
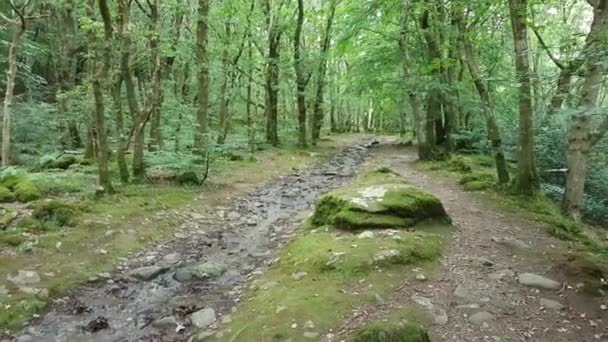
313, 183, 448, 230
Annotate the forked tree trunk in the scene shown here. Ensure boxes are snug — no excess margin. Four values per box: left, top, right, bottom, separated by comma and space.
508, 0, 539, 195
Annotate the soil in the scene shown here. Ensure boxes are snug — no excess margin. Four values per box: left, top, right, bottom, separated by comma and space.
326, 142, 608, 342
11, 139, 608, 342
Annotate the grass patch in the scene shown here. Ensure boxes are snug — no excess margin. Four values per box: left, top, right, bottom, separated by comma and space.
222, 223, 449, 341
351, 308, 431, 342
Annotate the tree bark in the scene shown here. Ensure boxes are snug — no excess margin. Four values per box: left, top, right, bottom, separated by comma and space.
562, 0, 608, 219
264, 0, 282, 147
294, 0, 308, 147
194, 0, 210, 156
86, 0, 113, 193
508, 0, 539, 195
459, 22, 510, 184
2, 1, 31, 166
311, 0, 338, 145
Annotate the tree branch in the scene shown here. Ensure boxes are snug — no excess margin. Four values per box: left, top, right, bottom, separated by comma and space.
531, 25, 566, 69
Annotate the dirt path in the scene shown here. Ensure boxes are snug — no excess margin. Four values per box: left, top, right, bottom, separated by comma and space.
329, 144, 607, 342
15, 141, 375, 342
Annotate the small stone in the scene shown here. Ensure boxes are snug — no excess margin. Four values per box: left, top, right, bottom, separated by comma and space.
0, 286, 8, 296
191, 308, 216, 329
411, 295, 433, 308
291, 272, 308, 281
303, 332, 319, 339
468, 311, 495, 324
326, 252, 346, 268
374, 293, 385, 304
15, 335, 34, 342
540, 298, 564, 310
416, 274, 427, 281
193, 261, 227, 280
456, 303, 481, 311
454, 285, 469, 298
162, 253, 181, 265
357, 231, 375, 239
491, 237, 530, 249
246, 219, 257, 226
489, 269, 515, 280
174, 268, 193, 282
276, 306, 287, 314
152, 316, 178, 329
261, 281, 278, 290
304, 320, 315, 329
221, 315, 232, 324
518, 273, 561, 290
477, 257, 494, 267
7, 271, 40, 286
432, 307, 448, 325
372, 249, 401, 263
129, 266, 168, 281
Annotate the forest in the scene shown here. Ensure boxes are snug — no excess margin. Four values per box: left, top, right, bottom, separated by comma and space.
0, 0, 607, 341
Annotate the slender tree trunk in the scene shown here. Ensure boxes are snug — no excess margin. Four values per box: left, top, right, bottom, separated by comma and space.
112, 77, 130, 183
265, 33, 280, 146
459, 25, 510, 184
311, 0, 338, 145
2, 9, 28, 166
509, 0, 539, 195
87, 0, 113, 193
294, 0, 308, 147
194, 0, 210, 156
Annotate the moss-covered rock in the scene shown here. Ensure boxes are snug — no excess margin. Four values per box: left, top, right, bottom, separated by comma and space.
447, 157, 473, 173
54, 155, 78, 170
32, 200, 81, 227
0, 186, 15, 203
463, 180, 492, 191
177, 171, 201, 186
352, 321, 430, 342
14, 180, 43, 203
0, 207, 18, 229
0, 233, 27, 247
313, 184, 448, 230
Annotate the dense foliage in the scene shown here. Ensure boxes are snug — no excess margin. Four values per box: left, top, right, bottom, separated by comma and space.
0, 0, 606, 224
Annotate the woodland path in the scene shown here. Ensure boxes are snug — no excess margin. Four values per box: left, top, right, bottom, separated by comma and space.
12, 140, 608, 342
16, 140, 374, 342
331, 143, 608, 342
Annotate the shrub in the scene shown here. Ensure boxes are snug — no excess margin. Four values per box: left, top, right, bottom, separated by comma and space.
0, 167, 27, 189
14, 180, 43, 202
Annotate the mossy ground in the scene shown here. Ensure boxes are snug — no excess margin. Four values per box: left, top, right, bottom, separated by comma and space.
350, 309, 431, 342
0, 135, 363, 332
221, 222, 449, 341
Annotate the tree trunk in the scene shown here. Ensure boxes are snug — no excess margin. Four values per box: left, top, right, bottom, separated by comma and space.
194, 0, 210, 156
2, 10, 28, 166
265, 31, 280, 146
311, 0, 338, 145
294, 0, 308, 147
508, 0, 539, 195
562, 0, 608, 218
112, 76, 130, 183
460, 24, 510, 184
87, 0, 113, 193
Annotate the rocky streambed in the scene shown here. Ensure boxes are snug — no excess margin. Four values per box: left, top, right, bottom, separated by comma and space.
15, 141, 376, 342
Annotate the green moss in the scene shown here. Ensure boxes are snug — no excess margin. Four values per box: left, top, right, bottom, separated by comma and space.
463, 180, 493, 191
32, 200, 82, 228
447, 157, 472, 173
352, 321, 430, 342
0, 207, 18, 229
333, 211, 414, 230
54, 155, 78, 170
0, 172, 27, 190
0, 186, 15, 203
0, 233, 27, 247
14, 180, 43, 203
177, 171, 201, 185
223, 224, 448, 341
313, 184, 448, 230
